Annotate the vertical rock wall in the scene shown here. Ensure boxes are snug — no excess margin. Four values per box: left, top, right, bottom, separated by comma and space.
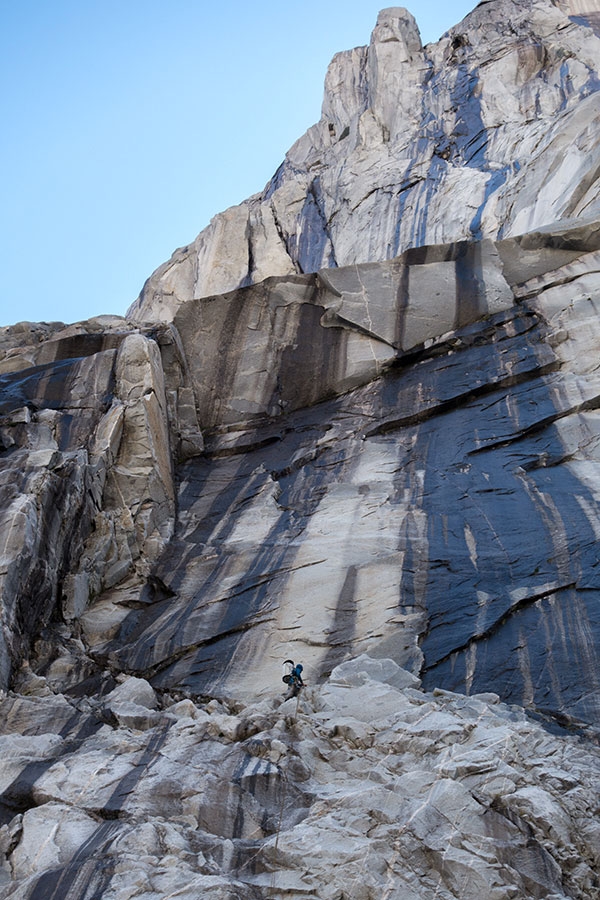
0, 322, 179, 690
49, 219, 600, 738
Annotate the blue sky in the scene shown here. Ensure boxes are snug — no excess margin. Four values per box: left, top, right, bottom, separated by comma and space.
1, 1, 477, 327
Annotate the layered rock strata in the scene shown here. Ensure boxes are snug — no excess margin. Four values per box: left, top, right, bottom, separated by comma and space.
88, 219, 600, 740
0, 319, 189, 690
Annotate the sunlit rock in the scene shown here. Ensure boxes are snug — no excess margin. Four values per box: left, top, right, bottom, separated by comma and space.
129, 0, 600, 324
1, 2, 600, 897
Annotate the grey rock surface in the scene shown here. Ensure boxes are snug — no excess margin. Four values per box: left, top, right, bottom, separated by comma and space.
73, 220, 600, 739
129, 0, 600, 323
0, 659, 598, 899
3, 217, 600, 894
0, 220, 600, 728
169, 236, 514, 431
2, 3, 600, 898
0, 319, 182, 690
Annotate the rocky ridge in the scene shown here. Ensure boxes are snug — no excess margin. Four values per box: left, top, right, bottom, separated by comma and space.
129, 0, 600, 323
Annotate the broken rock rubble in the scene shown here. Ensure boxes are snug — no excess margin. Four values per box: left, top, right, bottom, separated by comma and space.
0, 657, 598, 899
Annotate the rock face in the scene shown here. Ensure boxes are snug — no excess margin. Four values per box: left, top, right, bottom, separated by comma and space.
128, 0, 600, 323
59, 217, 598, 741
0, 319, 183, 689
2, 2, 600, 897
2, 219, 600, 898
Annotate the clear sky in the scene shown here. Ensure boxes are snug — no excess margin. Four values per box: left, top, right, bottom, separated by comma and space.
1, 0, 477, 327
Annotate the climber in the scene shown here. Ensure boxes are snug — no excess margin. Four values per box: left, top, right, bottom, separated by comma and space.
282, 659, 304, 698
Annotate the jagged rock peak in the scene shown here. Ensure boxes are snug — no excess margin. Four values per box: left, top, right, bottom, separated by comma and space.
128, 0, 600, 324
370, 7, 423, 51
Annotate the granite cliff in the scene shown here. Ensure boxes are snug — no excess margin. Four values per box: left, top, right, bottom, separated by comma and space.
1, 1, 600, 897
129, 0, 600, 323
